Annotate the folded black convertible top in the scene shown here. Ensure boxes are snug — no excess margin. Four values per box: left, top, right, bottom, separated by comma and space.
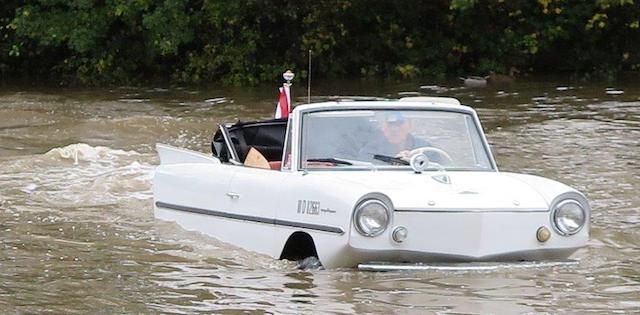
212, 118, 288, 162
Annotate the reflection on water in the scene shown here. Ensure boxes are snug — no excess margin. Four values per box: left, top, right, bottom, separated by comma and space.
0, 79, 638, 313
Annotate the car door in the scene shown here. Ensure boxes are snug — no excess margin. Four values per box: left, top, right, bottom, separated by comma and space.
226, 166, 286, 257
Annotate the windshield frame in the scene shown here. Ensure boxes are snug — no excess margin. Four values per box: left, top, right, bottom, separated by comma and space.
294, 104, 498, 172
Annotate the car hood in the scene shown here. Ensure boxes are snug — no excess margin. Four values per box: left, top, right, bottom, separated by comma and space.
314, 171, 554, 211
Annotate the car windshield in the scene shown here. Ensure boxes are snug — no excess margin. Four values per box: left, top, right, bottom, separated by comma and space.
299, 109, 494, 171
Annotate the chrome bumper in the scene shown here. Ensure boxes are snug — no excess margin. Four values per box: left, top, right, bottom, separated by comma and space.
357, 260, 579, 272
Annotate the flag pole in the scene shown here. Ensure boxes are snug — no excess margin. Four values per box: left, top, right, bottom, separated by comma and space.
308, 50, 312, 104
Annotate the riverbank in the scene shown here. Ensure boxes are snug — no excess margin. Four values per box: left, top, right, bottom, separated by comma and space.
2, 1, 639, 86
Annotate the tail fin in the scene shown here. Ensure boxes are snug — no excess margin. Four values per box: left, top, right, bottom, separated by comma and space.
156, 143, 220, 165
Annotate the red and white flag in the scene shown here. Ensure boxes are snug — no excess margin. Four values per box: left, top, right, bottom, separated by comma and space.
274, 84, 291, 119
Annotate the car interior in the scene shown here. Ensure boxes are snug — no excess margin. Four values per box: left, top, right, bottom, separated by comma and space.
211, 118, 287, 170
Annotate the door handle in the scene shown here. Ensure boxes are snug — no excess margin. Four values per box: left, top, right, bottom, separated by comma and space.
226, 192, 240, 199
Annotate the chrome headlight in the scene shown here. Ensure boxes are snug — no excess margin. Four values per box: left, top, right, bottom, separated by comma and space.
552, 199, 586, 235
353, 199, 390, 237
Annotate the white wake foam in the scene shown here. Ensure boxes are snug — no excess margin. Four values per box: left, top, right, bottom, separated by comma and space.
44, 143, 140, 164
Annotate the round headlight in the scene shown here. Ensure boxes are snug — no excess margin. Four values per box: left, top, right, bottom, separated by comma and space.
354, 200, 390, 237
552, 200, 586, 235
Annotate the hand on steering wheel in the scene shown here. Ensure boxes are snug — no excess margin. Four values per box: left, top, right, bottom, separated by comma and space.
398, 146, 454, 165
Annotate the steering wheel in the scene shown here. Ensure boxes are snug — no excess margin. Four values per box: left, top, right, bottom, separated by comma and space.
408, 146, 454, 165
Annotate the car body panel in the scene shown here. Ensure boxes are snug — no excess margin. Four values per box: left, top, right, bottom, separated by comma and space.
304, 171, 551, 211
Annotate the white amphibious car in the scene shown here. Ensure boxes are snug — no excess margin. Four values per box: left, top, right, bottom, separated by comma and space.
153, 97, 590, 269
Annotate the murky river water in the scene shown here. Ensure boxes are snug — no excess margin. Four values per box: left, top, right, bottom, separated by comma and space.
0, 79, 638, 314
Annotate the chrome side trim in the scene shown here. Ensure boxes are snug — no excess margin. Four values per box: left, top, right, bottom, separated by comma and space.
155, 201, 345, 235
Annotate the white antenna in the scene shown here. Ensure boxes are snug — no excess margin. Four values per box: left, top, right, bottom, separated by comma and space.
308, 49, 312, 104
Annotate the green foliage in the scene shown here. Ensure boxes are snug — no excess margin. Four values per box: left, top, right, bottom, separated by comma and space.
450, 0, 477, 10
0, 0, 638, 85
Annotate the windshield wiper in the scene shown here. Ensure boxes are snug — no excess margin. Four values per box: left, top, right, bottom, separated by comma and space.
372, 154, 409, 165
306, 158, 353, 165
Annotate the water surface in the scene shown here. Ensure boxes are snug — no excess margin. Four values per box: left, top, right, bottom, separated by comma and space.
0, 79, 638, 314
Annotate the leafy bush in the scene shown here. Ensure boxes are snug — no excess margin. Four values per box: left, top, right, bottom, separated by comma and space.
1, 0, 638, 85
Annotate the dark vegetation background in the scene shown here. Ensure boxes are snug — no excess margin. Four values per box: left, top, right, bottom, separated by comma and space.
0, 0, 638, 86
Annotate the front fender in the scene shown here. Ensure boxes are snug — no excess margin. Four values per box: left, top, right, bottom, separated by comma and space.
273, 172, 371, 267
503, 172, 586, 206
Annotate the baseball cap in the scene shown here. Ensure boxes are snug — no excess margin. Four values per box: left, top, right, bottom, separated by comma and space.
385, 112, 407, 123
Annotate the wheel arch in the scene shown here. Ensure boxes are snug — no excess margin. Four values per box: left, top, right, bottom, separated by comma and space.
279, 231, 319, 261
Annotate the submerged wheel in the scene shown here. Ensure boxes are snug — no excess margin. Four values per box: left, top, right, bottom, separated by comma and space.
280, 231, 322, 269
296, 256, 323, 270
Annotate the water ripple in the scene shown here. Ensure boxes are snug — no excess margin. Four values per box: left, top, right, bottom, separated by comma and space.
0, 82, 638, 313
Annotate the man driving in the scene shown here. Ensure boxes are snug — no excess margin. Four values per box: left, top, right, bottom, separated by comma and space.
357, 112, 431, 163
